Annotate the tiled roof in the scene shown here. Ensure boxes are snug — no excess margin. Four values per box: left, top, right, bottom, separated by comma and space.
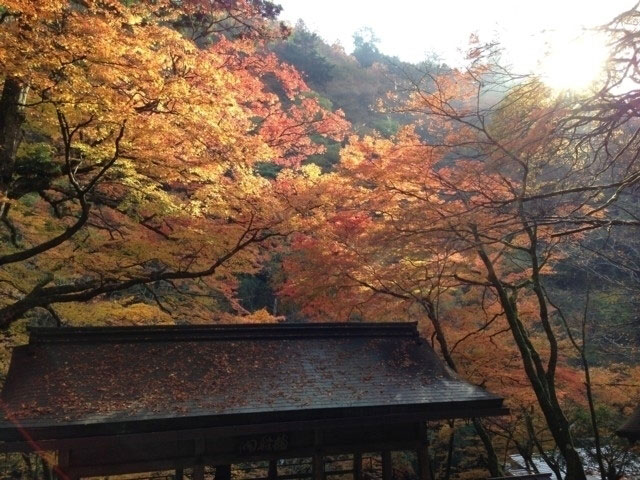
0, 322, 504, 440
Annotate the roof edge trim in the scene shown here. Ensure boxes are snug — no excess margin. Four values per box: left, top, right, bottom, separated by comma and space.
28, 322, 419, 344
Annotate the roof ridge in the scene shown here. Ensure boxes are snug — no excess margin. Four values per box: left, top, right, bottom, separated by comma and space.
28, 322, 419, 344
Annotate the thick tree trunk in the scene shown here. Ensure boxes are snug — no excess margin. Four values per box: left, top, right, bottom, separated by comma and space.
0, 77, 28, 212
443, 426, 455, 480
474, 237, 588, 480
524, 411, 562, 480
473, 418, 503, 477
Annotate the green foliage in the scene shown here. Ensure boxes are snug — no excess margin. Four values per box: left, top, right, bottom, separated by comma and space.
301, 90, 333, 111
237, 270, 276, 313
15, 142, 59, 177
303, 134, 341, 172
273, 20, 334, 87
572, 404, 624, 437
17, 192, 38, 208
426, 422, 490, 479
272, 22, 431, 138
352, 27, 382, 68
254, 161, 283, 179
369, 115, 400, 137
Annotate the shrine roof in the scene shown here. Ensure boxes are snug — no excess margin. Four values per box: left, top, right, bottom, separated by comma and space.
0, 322, 505, 441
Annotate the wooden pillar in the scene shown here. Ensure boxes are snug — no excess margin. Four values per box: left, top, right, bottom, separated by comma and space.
382, 451, 392, 480
175, 467, 184, 480
56, 450, 78, 480
216, 464, 232, 480
417, 446, 433, 480
313, 453, 324, 480
313, 430, 324, 480
192, 436, 206, 480
268, 460, 278, 480
193, 465, 205, 480
417, 422, 434, 480
353, 453, 363, 480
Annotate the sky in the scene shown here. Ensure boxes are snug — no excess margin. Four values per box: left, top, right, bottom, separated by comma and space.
276, 1, 635, 69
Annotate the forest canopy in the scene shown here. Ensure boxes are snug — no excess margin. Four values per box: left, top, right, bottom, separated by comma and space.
0, 1, 639, 479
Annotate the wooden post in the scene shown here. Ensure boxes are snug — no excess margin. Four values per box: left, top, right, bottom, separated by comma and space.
417, 422, 434, 480
313, 430, 324, 480
417, 446, 433, 480
192, 465, 205, 480
313, 453, 324, 480
216, 464, 232, 480
175, 467, 184, 480
382, 451, 392, 480
268, 460, 278, 480
353, 453, 363, 480
56, 450, 78, 480
193, 436, 206, 480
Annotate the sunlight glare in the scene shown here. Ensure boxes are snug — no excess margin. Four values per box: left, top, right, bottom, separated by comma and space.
539, 31, 609, 92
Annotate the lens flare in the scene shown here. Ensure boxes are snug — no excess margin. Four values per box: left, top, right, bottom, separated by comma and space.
539, 31, 609, 92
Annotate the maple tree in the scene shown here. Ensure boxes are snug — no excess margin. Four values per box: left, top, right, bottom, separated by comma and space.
280, 27, 640, 478
279, 130, 532, 477
0, 0, 348, 327
1, 1, 639, 478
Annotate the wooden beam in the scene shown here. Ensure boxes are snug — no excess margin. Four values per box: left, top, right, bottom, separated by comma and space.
268, 460, 278, 480
382, 451, 392, 480
0, 406, 509, 452
488, 476, 552, 480
353, 453, 362, 480
56, 421, 424, 479
59, 439, 422, 479
65, 457, 198, 478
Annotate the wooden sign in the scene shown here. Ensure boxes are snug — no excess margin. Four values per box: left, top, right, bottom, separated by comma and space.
238, 433, 290, 455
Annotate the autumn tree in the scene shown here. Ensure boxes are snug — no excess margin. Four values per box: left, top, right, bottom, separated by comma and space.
279, 130, 559, 478
281, 12, 640, 479
0, 0, 348, 327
